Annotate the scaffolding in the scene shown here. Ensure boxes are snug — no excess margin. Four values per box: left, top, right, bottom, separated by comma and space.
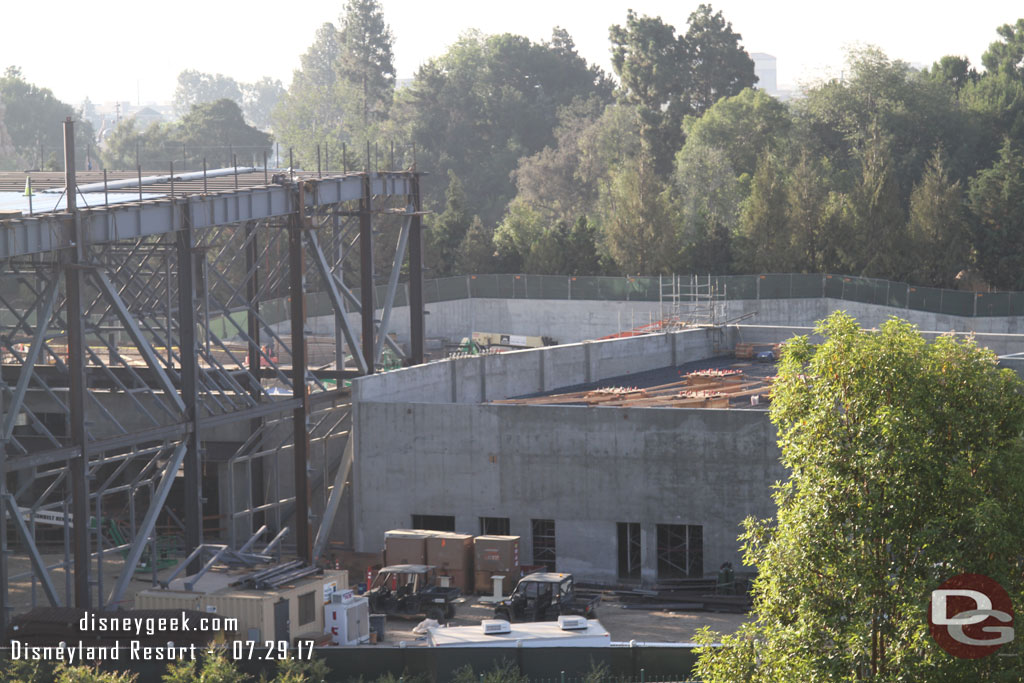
659, 274, 727, 328
0, 121, 426, 630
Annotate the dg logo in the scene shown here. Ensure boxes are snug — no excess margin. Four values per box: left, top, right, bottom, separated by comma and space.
929, 573, 1015, 659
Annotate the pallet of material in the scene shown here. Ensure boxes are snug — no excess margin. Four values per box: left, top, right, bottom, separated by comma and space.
734, 343, 781, 359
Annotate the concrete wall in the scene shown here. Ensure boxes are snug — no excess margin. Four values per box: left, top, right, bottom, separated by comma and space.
351, 326, 722, 404
353, 402, 783, 585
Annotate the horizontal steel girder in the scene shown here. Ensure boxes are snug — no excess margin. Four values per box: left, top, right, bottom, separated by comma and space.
0, 173, 416, 259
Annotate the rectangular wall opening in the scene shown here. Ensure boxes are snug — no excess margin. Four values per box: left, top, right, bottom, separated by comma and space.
617, 522, 642, 580
480, 517, 510, 536
656, 524, 703, 579
411, 514, 455, 532
531, 519, 556, 571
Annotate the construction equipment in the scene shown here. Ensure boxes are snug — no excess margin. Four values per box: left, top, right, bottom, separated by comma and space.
364, 564, 461, 623
493, 572, 599, 623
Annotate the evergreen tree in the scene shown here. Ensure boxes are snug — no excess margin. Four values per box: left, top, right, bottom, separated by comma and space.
737, 151, 791, 272
906, 148, 969, 287
969, 137, 1024, 290
455, 216, 497, 274
337, 0, 395, 129
684, 4, 757, 116
427, 171, 471, 276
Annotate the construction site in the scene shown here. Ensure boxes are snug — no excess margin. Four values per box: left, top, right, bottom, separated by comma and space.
5, 122, 1024, 673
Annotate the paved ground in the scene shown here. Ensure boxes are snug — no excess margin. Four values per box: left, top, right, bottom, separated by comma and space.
369, 595, 748, 647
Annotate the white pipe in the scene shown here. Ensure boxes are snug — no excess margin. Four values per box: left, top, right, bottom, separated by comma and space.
42, 167, 260, 194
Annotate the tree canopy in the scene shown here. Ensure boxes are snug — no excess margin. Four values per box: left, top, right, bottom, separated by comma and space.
696, 312, 1024, 681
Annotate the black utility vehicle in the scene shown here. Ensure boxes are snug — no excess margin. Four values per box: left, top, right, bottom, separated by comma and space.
366, 564, 461, 622
493, 572, 599, 622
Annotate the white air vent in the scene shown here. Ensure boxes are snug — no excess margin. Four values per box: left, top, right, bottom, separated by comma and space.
482, 619, 512, 635
558, 615, 588, 631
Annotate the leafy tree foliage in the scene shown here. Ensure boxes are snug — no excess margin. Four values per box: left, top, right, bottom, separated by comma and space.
685, 88, 790, 179
101, 99, 269, 170
736, 151, 791, 272
982, 18, 1024, 80
395, 28, 613, 225
905, 149, 969, 287
684, 4, 757, 116
242, 77, 285, 131
672, 142, 742, 273
696, 312, 1024, 681
455, 216, 497, 274
172, 69, 243, 118
426, 170, 471, 276
337, 0, 395, 128
599, 153, 675, 273
0, 66, 97, 170
968, 137, 1024, 290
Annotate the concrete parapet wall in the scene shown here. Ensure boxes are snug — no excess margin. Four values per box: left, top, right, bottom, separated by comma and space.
352, 327, 721, 404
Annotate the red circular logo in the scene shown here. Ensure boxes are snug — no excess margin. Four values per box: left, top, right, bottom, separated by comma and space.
929, 573, 1015, 659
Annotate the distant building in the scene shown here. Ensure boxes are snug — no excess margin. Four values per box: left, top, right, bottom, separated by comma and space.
751, 53, 777, 95
131, 106, 164, 130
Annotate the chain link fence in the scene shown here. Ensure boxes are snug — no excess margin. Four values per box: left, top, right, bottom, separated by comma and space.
410, 273, 1021, 318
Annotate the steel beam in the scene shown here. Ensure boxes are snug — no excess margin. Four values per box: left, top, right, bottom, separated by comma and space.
107, 442, 187, 606
3, 494, 61, 607
0, 275, 59, 441
0, 173, 415, 259
374, 210, 412, 364
91, 269, 186, 414
312, 435, 353, 561
289, 214, 312, 563
307, 229, 368, 374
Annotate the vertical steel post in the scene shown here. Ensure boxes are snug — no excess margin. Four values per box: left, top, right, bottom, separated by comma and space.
177, 220, 202, 573
360, 173, 375, 373
63, 117, 90, 608
245, 222, 264, 530
408, 174, 425, 365
288, 206, 312, 563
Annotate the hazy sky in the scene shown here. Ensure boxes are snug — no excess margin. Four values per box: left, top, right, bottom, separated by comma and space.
3, 1, 1020, 106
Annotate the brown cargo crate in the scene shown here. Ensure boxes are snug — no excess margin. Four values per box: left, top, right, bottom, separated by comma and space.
473, 535, 520, 572
384, 530, 428, 565
426, 532, 473, 573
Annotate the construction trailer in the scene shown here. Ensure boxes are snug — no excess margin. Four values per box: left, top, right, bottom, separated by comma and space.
135, 568, 349, 643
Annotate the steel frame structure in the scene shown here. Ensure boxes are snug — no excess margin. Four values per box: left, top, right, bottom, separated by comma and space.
0, 122, 425, 629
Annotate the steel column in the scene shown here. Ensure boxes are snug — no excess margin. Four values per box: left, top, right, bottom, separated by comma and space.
288, 214, 312, 563
408, 174, 425, 365
359, 175, 375, 373
374, 211, 413, 363
177, 222, 203, 573
4, 496, 61, 606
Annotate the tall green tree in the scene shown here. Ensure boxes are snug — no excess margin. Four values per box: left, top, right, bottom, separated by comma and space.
684, 4, 757, 116
968, 137, 1024, 290
736, 151, 791, 272
696, 312, 1024, 681
0, 66, 96, 170
395, 28, 612, 225
905, 149, 969, 287
672, 142, 742, 273
242, 77, 285, 131
426, 170, 472, 276
337, 0, 395, 130
982, 18, 1024, 81
272, 23, 346, 168
455, 216, 497, 274
684, 87, 791, 179
172, 69, 243, 118
599, 152, 675, 274
609, 10, 690, 173
786, 149, 839, 272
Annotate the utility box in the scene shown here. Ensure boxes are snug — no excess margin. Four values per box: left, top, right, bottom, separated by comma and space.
425, 532, 473, 594
384, 530, 429, 565
325, 593, 370, 646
